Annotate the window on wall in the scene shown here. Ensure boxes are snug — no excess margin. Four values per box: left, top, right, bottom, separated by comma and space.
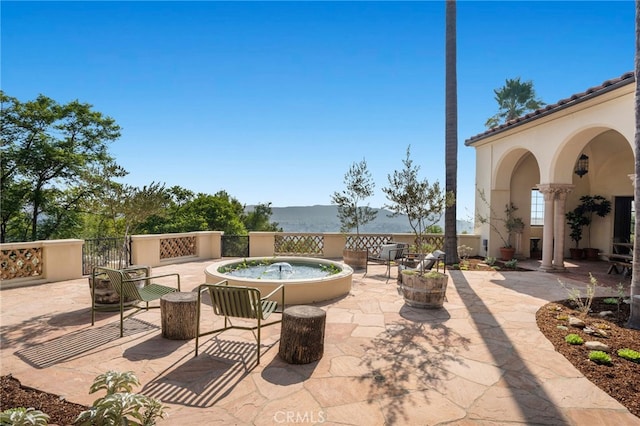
531, 189, 544, 226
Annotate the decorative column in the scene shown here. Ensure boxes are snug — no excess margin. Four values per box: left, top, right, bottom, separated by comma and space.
537, 185, 556, 272
537, 183, 574, 272
552, 186, 573, 270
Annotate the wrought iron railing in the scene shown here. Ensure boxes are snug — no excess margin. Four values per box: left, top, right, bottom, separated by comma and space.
222, 235, 250, 257
82, 237, 130, 275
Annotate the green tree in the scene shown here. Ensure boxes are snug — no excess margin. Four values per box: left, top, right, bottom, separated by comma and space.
243, 202, 282, 232
138, 186, 198, 234
96, 180, 170, 267
444, 0, 459, 264
629, 0, 640, 330
485, 77, 545, 128
383, 146, 453, 270
0, 92, 121, 242
174, 191, 247, 235
137, 188, 257, 235
331, 159, 377, 249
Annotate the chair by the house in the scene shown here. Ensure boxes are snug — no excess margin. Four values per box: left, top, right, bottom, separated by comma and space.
195, 280, 285, 365
91, 266, 181, 337
366, 242, 408, 278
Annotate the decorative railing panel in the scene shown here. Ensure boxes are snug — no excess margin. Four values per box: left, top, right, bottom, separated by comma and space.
160, 236, 196, 259
347, 235, 392, 252
1, 247, 43, 280
275, 234, 323, 256
417, 235, 445, 251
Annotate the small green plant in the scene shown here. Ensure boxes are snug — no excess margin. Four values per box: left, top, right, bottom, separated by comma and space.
319, 263, 341, 275
219, 258, 280, 274
613, 283, 627, 318
504, 259, 518, 269
457, 244, 473, 261
589, 351, 612, 365
424, 270, 446, 279
558, 273, 598, 318
0, 408, 50, 426
476, 189, 524, 248
564, 334, 584, 345
556, 314, 569, 320
617, 348, 640, 363
456, 261, 470, 271
75, 371, 167, 426
602, 297, 618, 305
484, 256, 496, 266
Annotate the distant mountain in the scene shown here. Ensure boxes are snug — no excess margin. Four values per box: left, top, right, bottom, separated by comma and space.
249, 205, 474, 234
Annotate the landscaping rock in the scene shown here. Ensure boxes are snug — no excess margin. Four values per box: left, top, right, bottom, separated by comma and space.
585, 341, 610, 352
584, 327, 608, 338
569, 316, 586, 327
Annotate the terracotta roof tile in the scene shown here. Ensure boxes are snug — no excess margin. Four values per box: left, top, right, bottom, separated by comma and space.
465, 71, 636, 146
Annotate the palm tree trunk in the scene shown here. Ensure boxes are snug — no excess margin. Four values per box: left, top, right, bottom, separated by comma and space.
444, 0, 459, 264
628, 0, 640, 329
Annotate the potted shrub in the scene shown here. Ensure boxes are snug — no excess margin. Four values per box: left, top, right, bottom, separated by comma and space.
565, 208, 589, 260
382, 146, 453, 309
578, 195, 612, 260
330, 159, 377, 269
476, 189, 524, 261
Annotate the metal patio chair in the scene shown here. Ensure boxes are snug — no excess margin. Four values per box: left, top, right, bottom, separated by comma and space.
91, 266, 181, 337
195, 280, 285, 365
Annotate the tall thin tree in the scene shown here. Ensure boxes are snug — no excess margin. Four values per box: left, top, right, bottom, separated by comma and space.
444, 0, 459, 264
628, 0, 640, 329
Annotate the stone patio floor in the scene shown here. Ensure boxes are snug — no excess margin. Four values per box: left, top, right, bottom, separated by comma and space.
1, 259, 639, 425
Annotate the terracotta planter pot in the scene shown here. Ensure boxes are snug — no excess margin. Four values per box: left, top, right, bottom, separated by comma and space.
343, 249, 368, 269
569, 248, 584, 260
585, 248, 600, 260
499, 247, 515, 261
399, 272, 448, 309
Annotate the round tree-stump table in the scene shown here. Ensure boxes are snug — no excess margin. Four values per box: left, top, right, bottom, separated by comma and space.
160, 291, 198, 340
278, 305, 326, 364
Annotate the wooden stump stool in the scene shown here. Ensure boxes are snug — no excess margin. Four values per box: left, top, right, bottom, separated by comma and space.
160, 292, 198, 340
279, 305, 326, 364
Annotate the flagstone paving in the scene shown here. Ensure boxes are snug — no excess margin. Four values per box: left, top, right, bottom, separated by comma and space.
1, 259, 638, 425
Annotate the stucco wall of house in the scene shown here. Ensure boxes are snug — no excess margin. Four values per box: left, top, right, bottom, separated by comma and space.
471, 81, 634, 260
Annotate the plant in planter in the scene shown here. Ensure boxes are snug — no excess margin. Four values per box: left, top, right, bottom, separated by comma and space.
476, 189, 524, 261
330, 159, 377, 269
577, 195, 612, 259
382, 146, 454, 308
566, 208, 589, 260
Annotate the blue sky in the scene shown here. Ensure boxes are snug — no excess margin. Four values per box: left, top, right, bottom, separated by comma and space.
2, 1, 635, 220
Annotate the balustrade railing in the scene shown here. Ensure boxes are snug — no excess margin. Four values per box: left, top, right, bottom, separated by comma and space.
160, 236, 196, 259
0, 246, 43, 280
275, 234, 324, 256
1, 231, 480, 288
